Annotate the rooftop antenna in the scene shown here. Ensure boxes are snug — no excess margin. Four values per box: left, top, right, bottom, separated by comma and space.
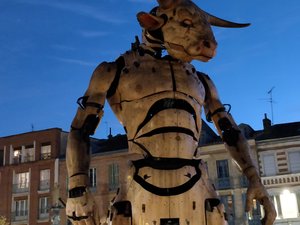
267, 87, 275, 124
31, 124, 34, 132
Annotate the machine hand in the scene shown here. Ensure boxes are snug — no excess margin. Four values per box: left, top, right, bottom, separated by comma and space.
245, 178, 276, 225
66, 189, 100, 225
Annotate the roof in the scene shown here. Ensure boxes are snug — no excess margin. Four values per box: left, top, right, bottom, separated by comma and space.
0, 128, 63, 139
198, 120, 221, 146
255, 122, 300, 141
92, 134, 128, 154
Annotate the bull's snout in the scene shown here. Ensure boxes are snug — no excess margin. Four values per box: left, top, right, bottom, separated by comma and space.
203, 40, 212, 48
193, 39, 217, 61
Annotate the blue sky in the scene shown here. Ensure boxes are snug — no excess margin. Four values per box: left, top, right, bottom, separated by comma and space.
1, 0, 300, 139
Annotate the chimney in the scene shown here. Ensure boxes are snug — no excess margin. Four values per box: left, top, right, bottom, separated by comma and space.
263, 113, 271, 130
107, 127, 113, 139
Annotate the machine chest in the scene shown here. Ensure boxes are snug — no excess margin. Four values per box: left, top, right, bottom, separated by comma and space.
116, 51, 205, 105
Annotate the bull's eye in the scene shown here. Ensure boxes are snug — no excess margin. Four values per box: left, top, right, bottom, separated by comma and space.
181, 19, 193, 28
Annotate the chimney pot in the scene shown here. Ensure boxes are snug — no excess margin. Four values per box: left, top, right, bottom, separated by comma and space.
263, 113, 271, 130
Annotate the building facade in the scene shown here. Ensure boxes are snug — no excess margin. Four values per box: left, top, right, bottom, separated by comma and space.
199, 118, 300, 225
57, 122, 260, 225
1, 118, 300, 225
199, 139, 258, 225
57, 133, 135, 225
0, 128, 64, 225
256, 118, 300, 225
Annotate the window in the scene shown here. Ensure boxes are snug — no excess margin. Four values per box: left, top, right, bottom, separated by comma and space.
272, 190, 300, 219
89, 168, 97, 188
14, 172, 29, 193
216, 160, 231, 189
243, 193, 261, 222
14, 199, 28, 219
24, 145, 35, 162
41, 143, 51, 160
39, 196, 50, 219
17, 172, 29, 188
204, 161, 209, 176
0, 149, 4, 166
262, 154, 276, 176
296, 192, 300, 216
108, 163, 119, 191
216, 160, 229, 178
288, 151, 300, 173
13, 148, 22, 164
40, 169, 50, 191
220, 195, 235, 223
280, 190, 298, 219
273, 195, 282, 218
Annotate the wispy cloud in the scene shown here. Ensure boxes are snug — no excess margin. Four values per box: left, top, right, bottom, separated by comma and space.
128, 0, 153, 3
52, 44, 76, 51
17, 0, 126, 24
52, 56, 96, 67
79, 30, 111, 38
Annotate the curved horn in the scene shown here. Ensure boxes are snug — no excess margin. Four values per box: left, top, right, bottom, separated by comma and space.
207, 12, 250, 28
157, 0, 175, 9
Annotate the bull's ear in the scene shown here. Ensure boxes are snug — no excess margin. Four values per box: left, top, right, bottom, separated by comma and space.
137, 12, 165, 30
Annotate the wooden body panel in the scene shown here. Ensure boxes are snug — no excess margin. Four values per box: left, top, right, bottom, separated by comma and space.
108, 51, 205, 159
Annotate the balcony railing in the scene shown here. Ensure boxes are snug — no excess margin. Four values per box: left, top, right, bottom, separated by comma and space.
248, 215, 262, 225
240, 176, 249, 188
11, 210, 28, 222
212, 176, 250, 190
12, 183, 29, 193
40, 152, 51, 160
89, 185, 97, 193
12, 156, 22, 165
214, 177, 233, 190
39, 180, 50, 191
261, 173, 300, 187
108, 183, 119, 192
12, 155, 35, 164
38, 212, 49, 220
23, 155, 35, 163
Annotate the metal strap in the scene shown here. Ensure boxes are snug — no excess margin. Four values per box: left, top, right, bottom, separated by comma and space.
132, 157, 201, 196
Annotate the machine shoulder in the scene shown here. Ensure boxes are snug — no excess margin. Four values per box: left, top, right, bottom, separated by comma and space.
196, 72, 220, 102
86, 60, 121, 96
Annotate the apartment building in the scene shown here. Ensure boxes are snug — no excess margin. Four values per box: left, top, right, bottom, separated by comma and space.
2, 117, 300, 225
0, 128, 64, 225
200, 116, 300, 225
58, 134, 135, 225
199, 134, 259, 225
256, 117, 300, 225
57, 122, 232, 225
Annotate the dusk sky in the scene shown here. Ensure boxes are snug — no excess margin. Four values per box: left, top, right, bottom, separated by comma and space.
1, 0, 300, 139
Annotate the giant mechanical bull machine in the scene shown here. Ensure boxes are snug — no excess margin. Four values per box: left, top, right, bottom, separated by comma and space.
65, 0, 276, 225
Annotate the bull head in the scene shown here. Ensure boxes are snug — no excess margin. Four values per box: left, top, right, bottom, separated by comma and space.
137, 0, 250, 62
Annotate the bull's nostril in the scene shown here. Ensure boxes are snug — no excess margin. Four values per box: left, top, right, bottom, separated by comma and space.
203, 41, 210, 48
